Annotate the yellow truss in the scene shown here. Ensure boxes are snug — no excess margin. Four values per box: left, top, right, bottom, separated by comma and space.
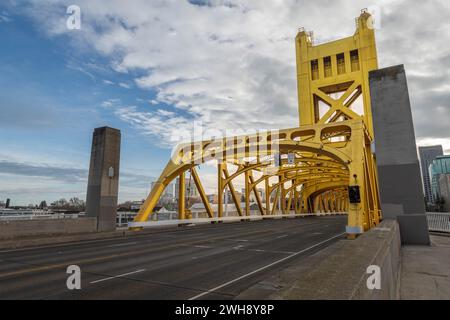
132, 10, 382, 237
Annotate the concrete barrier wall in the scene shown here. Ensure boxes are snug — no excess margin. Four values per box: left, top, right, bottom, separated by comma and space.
0, 218, 97, 240
273, 220, 401, 300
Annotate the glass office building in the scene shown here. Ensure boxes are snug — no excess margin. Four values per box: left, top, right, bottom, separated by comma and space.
429, 155, 450, 209
419, 146, 444, 204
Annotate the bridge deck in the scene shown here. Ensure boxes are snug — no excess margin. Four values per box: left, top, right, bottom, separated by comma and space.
0, 216, 346, 300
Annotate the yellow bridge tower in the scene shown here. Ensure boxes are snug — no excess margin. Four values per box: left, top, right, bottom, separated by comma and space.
132, 10, 382, 238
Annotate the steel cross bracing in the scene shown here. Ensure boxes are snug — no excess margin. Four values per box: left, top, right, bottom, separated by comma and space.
132, 10, 382, 237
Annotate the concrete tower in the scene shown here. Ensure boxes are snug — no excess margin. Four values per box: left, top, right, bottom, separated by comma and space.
86, 127, 121, 232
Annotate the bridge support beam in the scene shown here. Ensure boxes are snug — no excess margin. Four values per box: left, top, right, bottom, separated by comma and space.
178, 172, 186, 220
370, 65, 430, 245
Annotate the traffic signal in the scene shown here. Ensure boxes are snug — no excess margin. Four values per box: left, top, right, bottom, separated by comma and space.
348, 186, 361, 204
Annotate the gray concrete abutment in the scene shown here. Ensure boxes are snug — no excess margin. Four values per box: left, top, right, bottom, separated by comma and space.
238, 219, 402, 300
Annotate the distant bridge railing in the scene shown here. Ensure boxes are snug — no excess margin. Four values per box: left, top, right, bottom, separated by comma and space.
0, 213, 81, 221
427, 212, 450, 233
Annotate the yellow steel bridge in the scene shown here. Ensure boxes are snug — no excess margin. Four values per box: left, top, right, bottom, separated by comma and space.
132, 10, 382, 238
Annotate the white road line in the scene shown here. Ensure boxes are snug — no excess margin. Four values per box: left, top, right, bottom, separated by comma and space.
230, 247, 295, 255
90, 269, 146, 284
194, 245, 212, 249
188, 232, 345, 300
107, 242, 137, 248
276, 235, 288, 239
250, 249, 295, 254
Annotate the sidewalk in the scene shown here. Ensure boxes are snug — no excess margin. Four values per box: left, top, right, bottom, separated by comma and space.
401, 234, 450, 299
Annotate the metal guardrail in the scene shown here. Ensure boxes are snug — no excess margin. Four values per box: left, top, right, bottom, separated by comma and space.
0, 213, 81, 221
427, 212, 450, 233
128, 212, 348, 229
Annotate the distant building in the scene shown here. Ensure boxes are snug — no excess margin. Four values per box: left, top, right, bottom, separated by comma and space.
189, 202, 261, 216
207, 190, 236, 205
151, 181, 176, 199
429, 155, 450, 211
419, 145, 443, 204
438, 175, 450, 212
240, 188, 264, 203
130, 200, 144, 211
207, 194, 216, 204
175, 176, 199, 199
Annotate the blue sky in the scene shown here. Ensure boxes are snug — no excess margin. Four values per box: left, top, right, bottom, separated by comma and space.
0, 6, 171, 205
1, 0, 450, 206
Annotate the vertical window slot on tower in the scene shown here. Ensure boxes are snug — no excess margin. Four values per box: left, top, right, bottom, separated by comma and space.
337, 53, 345, 75
324, 56, 332, 77
350, 50, 360, 72
311, 59, 319, 80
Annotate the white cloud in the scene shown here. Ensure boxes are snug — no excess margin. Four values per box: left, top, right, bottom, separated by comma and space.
0, 159, 154, 205
119, 82, 132, 89
113, 105, 195, 148
0, 11, 11, 23
101, 99, 120, 108
417, 138, 450, 155
66, 61, 96, 80
156, 109, 175, 117
10, 0, 450, 152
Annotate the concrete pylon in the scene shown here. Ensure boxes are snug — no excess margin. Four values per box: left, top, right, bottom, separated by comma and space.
85, 127, 121, 232
370, 65, 430, 245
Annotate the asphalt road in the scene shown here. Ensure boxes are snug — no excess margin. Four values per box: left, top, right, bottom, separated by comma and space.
0, 216, 346, 300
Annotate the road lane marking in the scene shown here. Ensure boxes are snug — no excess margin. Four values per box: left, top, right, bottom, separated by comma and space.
0, 219, 346, 279
188, 232, 345, 300
247, 249, 295, 254
194, 245, 212, 249
225, 239, 250, 244
0, 217, 340, 254
192, 244, 294, 255
90, 269, 146, 284
0, 228, 282, 278
276, 235, 288, 239
107, 242, 137, 248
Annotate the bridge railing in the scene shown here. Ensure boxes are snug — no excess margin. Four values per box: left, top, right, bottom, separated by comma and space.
427, 212, 450, 233
0, 213, 81, 221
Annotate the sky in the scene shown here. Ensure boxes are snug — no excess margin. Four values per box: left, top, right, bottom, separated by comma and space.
0, 0, 449, 206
